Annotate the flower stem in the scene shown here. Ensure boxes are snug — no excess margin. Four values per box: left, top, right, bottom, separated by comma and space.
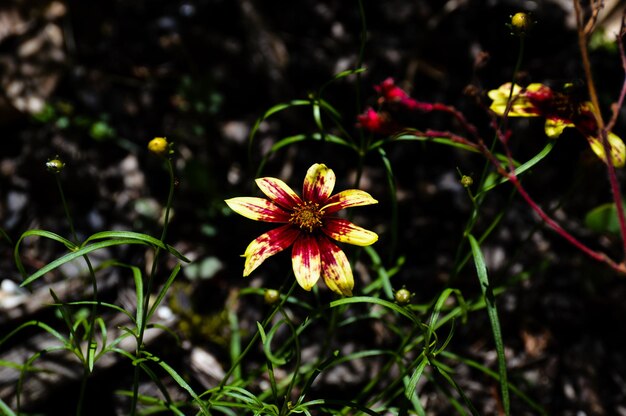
129, 157, 175, 416
508, 172, 625, 273
55, 174, 99, 416
574, 0, 626, 261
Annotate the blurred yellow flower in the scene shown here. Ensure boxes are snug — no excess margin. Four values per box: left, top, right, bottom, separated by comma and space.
488, 83, 625, 167
148, 137, 169, 157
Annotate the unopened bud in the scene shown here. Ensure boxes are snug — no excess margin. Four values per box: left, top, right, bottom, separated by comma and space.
510, 12, 533, 36
394, 288, 412, 305
148, 137, 170, 157
46, 157, 65, 174
461, 175, 473, 188
264, 289, 280, 305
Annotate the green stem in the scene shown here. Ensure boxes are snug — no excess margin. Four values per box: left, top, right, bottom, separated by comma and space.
213, 280, 298, 395
452, 34, 525, 279
55, 174, 98, 416
355, 0, 367, 151
278, 305, 302, 416
129, 158, 176, 416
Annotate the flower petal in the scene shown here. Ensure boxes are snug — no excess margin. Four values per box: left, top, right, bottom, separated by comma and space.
255, 177, 302, 209
587, 132, 626, 168
488, 83, 541, 117
303, 163, 335, 203
317, 236, 354, 296
322, 189, 378, 214
243, 225, 300, 276
544, 118, 574, 138
225, 197, 291, 222
322, 218, 378, 247
291, 234, 321, 291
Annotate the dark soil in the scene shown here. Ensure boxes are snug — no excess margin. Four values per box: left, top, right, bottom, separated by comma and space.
2, 1, 626, 415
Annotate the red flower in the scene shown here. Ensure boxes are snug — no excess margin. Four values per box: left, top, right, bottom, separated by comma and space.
357, 107, 397, 135
375, 77, 410, 103
373, 78, 435, 112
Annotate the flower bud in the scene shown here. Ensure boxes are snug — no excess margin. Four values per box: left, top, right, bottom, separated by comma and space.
394, 288, 412, 305
46, 157, 65, 174
264, 289, 280, 305
510, 12, 533, 36
461, 175, 473, 188
148, 137, 170, 157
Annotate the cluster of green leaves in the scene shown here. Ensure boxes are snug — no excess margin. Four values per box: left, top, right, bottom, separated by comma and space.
1, 230, 190, 414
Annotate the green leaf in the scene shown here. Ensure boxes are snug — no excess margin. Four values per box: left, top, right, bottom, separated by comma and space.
84, 231, 189, 262
248, 99, 311, 159
468, 235, 509, 416
13, 229, 78, 279
330, 296, 419, 325
0, 397, 16, 415
585, 202, 626, 234
405, 354, 428, 400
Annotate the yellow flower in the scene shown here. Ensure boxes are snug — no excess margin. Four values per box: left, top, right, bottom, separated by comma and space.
488, 83, 626, 167
225, 163, 378, 296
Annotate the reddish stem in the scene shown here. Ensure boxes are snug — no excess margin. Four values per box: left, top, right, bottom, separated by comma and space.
507, 174, 626, 274
574, 0, 626, 262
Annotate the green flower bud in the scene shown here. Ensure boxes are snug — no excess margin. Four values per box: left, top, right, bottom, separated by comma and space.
46, 157, 65, 174
394, 288, 412, 305
461, 175, 473, 188
264, 289, 280, 305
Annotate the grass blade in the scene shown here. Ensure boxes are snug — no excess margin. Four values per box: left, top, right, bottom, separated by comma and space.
468, 234, 509, 415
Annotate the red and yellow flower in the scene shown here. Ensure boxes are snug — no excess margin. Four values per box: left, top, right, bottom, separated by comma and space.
488, 83, 625, 167
225, 163, 378, 296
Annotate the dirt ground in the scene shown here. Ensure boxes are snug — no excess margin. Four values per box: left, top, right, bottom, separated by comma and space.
2, 1, 626, 414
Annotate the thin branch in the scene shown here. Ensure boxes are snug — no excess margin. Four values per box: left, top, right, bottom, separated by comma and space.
606, 11, 626, 132
574, 0, 626, 261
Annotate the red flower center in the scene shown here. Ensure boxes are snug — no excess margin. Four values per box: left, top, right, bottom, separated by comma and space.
290, 201, 323, 232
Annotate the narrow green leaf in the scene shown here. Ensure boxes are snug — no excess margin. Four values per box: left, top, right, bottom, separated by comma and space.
0, 320, 68, 348
382, 133, 480, 153
468, 234, 509, 416
478, 142, 556, 195
228, 304, 242, 381
20, 238, 178, 287
256, 133, 356, 176
142, 352, 210, 415
262, 320, 290, 366
425, 288, 466, 349
330, 296, 419, 325
378, 147, 399, 264
441, 351, 548, 415
0, 398, 17, 416
147, 263, 182, 321
361, 246, 394, 299
13, 229, 78, 279
84, 231, 189, 262
248, 99, 311, 158
61, 300, 134, 322
405, 354, 428, 400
